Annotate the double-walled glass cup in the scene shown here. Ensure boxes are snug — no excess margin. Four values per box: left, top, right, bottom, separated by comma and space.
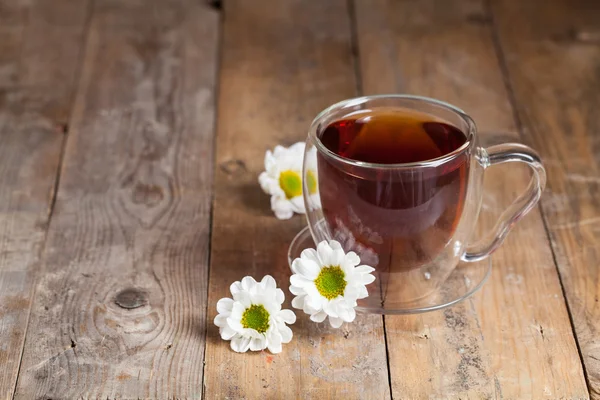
299, 95, 546, 314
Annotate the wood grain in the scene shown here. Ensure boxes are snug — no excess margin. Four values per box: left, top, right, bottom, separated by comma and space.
490, 0, 600, 396
203, 1, 390, 398
354, 0, 588, 397
14, 0, 218, 398
0, 0, 91, 397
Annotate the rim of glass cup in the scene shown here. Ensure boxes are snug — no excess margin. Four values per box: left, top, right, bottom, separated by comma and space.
310, 94, 476, 169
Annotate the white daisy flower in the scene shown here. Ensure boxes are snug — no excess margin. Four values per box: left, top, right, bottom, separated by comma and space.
289, 240, 376, 328
259, 142, 307, 220
214, 275, 296, 354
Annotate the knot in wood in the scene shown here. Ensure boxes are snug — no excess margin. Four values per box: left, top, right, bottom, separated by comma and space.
220, 159, 247, 176
132, 183, 164, 206
115, 288, 148, 309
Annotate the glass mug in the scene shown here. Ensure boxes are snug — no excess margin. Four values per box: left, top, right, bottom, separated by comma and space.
301, 95, 546, 313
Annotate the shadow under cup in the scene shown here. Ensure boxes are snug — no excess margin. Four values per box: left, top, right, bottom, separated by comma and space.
304, 97, 480, 310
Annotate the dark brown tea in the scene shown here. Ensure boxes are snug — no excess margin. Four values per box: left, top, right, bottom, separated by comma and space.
319, 111, 467, 164
316, 109, 470, 300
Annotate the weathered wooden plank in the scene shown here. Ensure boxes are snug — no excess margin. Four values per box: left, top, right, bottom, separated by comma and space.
490, 0, 600, 397
354, 0, 589, 397
203, 1, 390, 398
13, 1, 219, 398
0, 0, 91, 398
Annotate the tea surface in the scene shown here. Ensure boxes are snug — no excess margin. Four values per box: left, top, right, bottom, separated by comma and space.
319, 110, 467, 164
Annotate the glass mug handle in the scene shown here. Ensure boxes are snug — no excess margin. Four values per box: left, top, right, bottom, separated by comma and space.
462, 143, 547, 262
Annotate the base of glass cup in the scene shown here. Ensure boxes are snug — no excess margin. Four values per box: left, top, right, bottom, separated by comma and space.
288, 226, 492, 315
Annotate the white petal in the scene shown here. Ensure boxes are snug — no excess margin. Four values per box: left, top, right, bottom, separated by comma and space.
329, 316, 344, 329
257, 287, 276, 302
290, 274, 313, 288
242, 328, 262, 340
231, 302, 246, 319
264, 150, 276, 170
268, 341, 282, 354
241, 276, 257, 291
346, 307, 356, 322
342, 252, 361, 269
227, 316, 243, 331
214, 314, 228, 328
303, 301, 318, 315
251, 294, 273, 311
289, 196, 306, 214
273, 145, 287, 157
259, 172, 274, 194
288, 142, 306, 153
278, 154, 295, 171
292, 258, 320, 279
303, 284, 323, 303
278, 325, 293, 343
234, 291, 252, 307
260, 275, 277, 290
355, 265, 375, 274
343, 285, 360, 301
300, 248, 321, 267
275, 288, 285, 305
271, 196, 294, 220
231, 335, 252, 353
317, 241, 334, 266
329, 240, 343, 251
267, 331, 283, 354
323, 300, 340, 318
289, 285, 305, 296
262, 298, 282, 315
291, 295, 305, 309
330, 248, 345, 267
357, 285, 369, 299
216, 298, 234, 315
220, 325, 237, 340
337, 302, 356, 322
277, 309, 296, 324
230, 281, 243, 295
361, 274, 376, 285
271, 183, 286, 199
310, 311, 327, 323
306, 293, 325, 311
250, 336, 267, 351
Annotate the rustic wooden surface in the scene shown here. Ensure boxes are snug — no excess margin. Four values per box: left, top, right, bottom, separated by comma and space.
491, 0, 600, 397
0, 0, 91, 398
11, 0, 218, 398
0, 0, 598, 398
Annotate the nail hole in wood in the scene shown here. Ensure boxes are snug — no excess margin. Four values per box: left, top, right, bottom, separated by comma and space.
56, 123, 69, 134
208, 0, 222, 10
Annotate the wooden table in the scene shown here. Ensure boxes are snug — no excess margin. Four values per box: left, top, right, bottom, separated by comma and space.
1, 0, 598, 398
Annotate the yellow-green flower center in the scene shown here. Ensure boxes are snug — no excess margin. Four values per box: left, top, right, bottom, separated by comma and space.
279, 170, 303, 199
241, 304, 270, 333
315, 266, 347, 300
306, 170, 317, 195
